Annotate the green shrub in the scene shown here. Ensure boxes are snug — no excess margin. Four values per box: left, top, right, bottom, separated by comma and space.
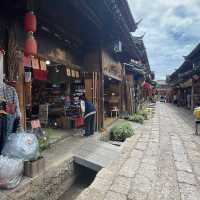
128, 114, 144, 124
138, 109, 149, 120
110, 122, 134, 142
39, 136, 49, 151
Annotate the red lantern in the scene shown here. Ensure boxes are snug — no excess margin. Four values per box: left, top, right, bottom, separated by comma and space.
24, 35, 37, 56
24, 11, 37, 33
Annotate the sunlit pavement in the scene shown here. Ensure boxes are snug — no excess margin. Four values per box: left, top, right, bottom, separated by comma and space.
77, 103, 200, 200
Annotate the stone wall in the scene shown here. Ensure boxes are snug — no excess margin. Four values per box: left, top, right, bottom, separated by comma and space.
1, 157, 77, 200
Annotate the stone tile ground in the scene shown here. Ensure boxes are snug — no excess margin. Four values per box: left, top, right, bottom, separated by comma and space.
77, 103, 200, 200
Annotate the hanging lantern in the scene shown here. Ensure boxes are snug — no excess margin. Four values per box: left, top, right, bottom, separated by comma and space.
24, 11, 37, 33
24, 34, 37, 56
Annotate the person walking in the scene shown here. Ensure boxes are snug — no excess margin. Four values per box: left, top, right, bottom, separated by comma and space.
80, 95, 96, 136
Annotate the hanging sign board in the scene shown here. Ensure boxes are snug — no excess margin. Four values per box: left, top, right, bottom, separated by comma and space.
71, 70, 76, 78
75, 71, 80, 79
66, 68, 71, 77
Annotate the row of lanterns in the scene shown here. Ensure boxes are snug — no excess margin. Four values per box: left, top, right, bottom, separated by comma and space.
24, 7, 37, 57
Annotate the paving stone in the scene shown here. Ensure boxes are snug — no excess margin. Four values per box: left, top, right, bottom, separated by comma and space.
110, 176, 131, 195
131, 174, 152, 193
173, 152, 188, 162
104, 191, 127, 200
130, 149, 144, 159
128, 190, 148, 200
90, 177, 112, 193
177, 171, 197, 185
134, 142, 147, 151
119, 159, 139, 178
179, 183, 200, 200
78, 188, 104, 200
175, 161, 192, 173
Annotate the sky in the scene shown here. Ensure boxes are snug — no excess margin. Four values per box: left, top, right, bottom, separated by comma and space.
127, 0, 200, 80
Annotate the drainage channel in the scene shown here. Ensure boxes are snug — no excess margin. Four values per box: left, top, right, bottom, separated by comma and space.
59, 165, 97, 200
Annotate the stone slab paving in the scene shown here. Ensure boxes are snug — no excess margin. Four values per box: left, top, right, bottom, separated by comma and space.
77, 103, 200, 200
74, 140, 121, 172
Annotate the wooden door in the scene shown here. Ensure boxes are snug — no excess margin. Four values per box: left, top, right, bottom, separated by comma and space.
84, 72, 100, 130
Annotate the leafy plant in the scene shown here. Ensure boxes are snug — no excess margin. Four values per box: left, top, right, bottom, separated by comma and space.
138, 109, 149, 120
128, 114, 144, 124
110, 122, 134, 142
38, 136, 49, 151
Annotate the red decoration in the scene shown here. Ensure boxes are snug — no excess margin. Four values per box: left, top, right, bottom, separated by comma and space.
143, 82, 151, 90
24, 11, 37, 33
0, 48, 5, 55
33, 69, 48, 81
24, 35, 37, 56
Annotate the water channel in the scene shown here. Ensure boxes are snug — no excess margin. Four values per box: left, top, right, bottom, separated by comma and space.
59, 166, 97, 200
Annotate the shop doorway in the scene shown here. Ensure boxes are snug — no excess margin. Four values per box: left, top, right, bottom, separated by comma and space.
104, 75, 121, 127
84, 72, 100, 131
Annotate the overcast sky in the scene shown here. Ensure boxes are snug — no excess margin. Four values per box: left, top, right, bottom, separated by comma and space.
127, 0, 200, 80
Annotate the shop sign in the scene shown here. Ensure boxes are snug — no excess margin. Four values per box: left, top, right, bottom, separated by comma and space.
71, 70, 76, 78
66, 68, 71, 77
75, 71, 80, 78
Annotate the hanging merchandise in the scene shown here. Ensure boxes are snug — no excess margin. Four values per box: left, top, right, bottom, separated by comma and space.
24, 34, 37, 57
24, 67, 32, 83
23, 55, 31, 68
31, 56, 39, 69
24, 55, 32, 83
24, 11, 37, 33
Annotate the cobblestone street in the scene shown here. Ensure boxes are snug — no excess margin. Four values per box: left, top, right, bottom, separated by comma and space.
77, 103, 200, 200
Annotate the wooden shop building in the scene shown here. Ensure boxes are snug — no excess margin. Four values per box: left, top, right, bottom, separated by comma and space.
0, 0, 151, 130
169, 43, 200, 110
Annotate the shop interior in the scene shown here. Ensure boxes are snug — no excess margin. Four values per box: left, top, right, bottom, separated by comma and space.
26, 60, 85, 141
104, 75, 121, 127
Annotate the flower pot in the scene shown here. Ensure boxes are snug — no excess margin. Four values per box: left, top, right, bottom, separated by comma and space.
24, 156, 45, 178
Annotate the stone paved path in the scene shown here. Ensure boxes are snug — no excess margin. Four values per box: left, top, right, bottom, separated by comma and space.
77, 103, 200, 200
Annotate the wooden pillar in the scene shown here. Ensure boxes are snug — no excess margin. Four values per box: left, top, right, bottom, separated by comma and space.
15, 51, 26, 128
191, 79, 194, 110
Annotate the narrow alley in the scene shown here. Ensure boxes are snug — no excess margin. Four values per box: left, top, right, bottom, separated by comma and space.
77, 103, 200, 200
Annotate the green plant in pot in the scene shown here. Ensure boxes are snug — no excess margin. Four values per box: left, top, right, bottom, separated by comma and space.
110, 122, 134, 142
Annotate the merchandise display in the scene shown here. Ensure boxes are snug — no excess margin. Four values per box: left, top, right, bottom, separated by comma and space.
65, 79, 85, 119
